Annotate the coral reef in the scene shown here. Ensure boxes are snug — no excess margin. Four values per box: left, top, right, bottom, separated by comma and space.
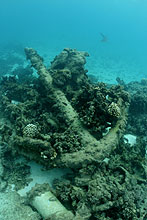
0, 48, 129, 168
54, 142, 147, 220
0, 48, 146, 219
107, 102, 121, 118
23, 124, 39, 138
124, 80, 147, 137
0, 43, 25, 76
126, 79, 147, 115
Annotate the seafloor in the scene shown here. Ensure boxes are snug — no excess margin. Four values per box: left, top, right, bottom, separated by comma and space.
0, 43, 146, 220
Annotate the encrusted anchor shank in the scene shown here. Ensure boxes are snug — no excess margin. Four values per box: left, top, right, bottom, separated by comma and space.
23, 48, 129, 168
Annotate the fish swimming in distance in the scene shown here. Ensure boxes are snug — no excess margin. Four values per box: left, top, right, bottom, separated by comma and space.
100, 32, 108, 42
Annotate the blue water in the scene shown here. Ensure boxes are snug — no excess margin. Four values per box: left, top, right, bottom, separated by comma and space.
0, 0, 147, 83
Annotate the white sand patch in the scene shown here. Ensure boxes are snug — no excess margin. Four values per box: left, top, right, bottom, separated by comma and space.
86, 55, 147, 84
17, 161, 72, 197
124, 134, 137, 146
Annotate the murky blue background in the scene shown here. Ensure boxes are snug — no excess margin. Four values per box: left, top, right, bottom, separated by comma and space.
0, 0, 147, 83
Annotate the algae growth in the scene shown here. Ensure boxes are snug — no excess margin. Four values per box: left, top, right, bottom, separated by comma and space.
0, 47, 146, 220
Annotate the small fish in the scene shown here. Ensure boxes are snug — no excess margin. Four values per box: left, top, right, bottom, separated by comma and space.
100, 33, 108, 42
